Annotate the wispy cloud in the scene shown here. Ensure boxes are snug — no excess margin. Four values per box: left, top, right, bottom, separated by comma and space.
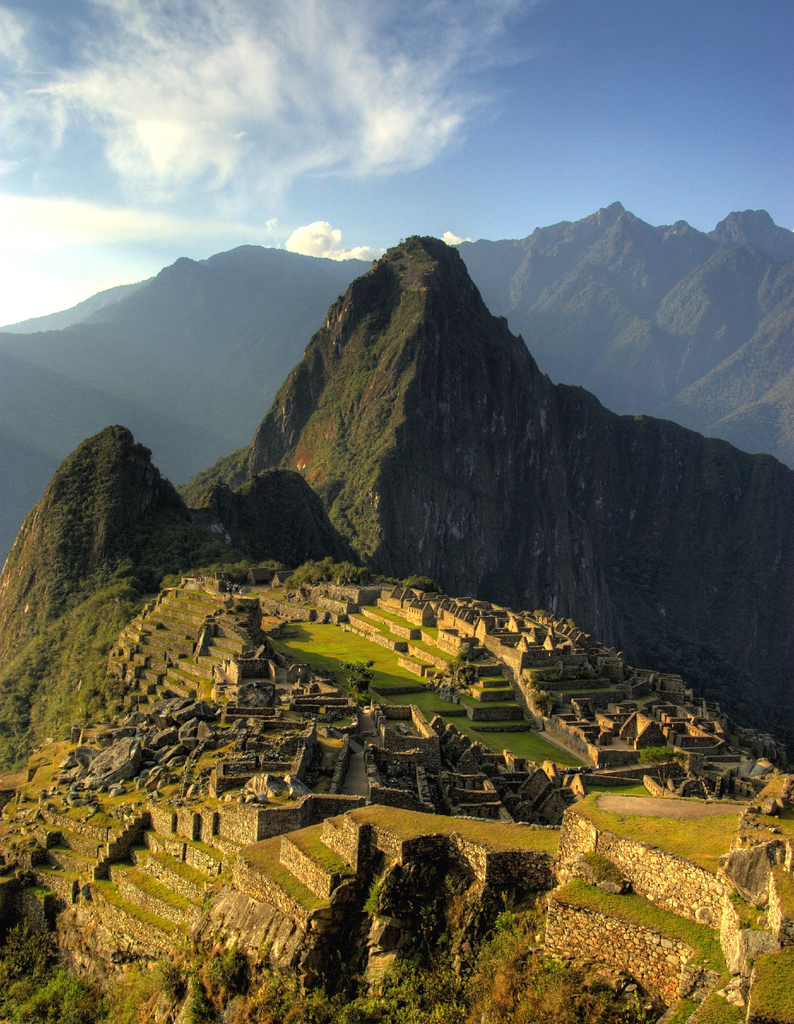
5, 0, 523, 200
0, 194, 259, 249
285, 221, 381, 261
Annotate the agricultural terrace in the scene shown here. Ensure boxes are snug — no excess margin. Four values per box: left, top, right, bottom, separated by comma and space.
571, 793, 744, 873
269, 619, 582, 767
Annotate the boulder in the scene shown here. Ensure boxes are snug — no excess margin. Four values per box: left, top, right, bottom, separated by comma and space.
285, 775, 311, 798
150, 727, 178, 751
172, 701, 217, 725
86, 737, 142, 785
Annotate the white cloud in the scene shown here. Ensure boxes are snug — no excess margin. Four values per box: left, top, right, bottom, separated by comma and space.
285, 221, 381, 262
5, 0, 523, 198
442, 230, 471, 245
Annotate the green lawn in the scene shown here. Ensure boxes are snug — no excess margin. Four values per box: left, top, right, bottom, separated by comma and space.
271, 622, 582, 766
572, 794, 742, 872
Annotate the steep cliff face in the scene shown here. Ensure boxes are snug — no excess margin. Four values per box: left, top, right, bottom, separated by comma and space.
235, 237, 794, 744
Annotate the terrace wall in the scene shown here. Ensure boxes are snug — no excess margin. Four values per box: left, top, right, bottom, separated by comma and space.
545, 896, 694, 1005
557, 809, 726, 925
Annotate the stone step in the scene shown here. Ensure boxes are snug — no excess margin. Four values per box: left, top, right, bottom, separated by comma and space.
278, 824, 353, 899
31, 866, 79, 903
137, 847, 208, 901
469, 685, 516, 702
162, 673, 198, 700
145, 830, 224, 876
236, 836, 328, 926
478, 676, 511, 689
140, 632, 194, 656
46, 845, 97, 875
109, 861, 195, 926
57, 827, 104, 860
466, 703, 524, 722
92, 879, 179, 946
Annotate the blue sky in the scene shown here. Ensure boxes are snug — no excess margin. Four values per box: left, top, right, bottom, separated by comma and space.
1, 0, 791, 323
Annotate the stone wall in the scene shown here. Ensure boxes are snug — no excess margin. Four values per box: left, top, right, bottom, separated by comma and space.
557, 809, 725, 924
41, 807, 111, 843
330, 736, 352, 795
90, 885, 172, 954
768, 867, 794, 946
233, 856, 313, 930
545, 895, 694, 1004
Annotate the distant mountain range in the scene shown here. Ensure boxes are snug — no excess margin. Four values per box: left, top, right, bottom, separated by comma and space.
1, 248, 368, 557
458, 204, 794, 468
2, 205, 791, 560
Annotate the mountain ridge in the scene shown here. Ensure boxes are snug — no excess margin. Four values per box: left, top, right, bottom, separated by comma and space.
199, 236, 794, 748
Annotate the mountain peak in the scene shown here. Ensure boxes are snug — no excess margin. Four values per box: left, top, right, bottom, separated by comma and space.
709, 209, 794, 262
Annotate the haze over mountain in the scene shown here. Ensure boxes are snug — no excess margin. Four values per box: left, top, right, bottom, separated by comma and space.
193, 237, 794, 750
2, 205, 791, 566
458, 205, 794, 468
0, 248, 368, 557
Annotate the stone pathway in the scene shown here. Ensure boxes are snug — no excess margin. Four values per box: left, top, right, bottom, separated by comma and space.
597, 795, 742, 819
341, 709, 380, 797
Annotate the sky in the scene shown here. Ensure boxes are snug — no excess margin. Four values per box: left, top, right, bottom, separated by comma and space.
1, 0, 791, 324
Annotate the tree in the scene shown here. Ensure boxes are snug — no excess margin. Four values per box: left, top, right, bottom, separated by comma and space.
638, 746, 686, 785
343, 660, 375, 701
446, 657, 478, 690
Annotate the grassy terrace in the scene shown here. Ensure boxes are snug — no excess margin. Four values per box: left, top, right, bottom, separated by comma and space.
240, 836, 326, 912
691, 994, 744, 1023
553, 880, 726, 974
271, 621, 582, 766
347, 805, 559, 853
285, 824, 353, 875
149, 849, 209, 887
748, 948, 794, 1024
571, 794, 742, 872
120, 863, 194, 911
93, 879, 178, 933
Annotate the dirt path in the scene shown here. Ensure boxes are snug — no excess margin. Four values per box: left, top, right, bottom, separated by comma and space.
597, 795, 742, 819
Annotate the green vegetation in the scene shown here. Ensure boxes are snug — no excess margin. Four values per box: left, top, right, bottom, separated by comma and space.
343, 660, 375, 701
0, 922, 105, 1024
638, 746, 686, 783
572, 794, 742, 872
554, 881, 726, 974
348, 805, 559, 853
693, 994, 745, 1023
272, 621, 582, 766
286, 557, 371, 586
286, 825, 352, 876
581, 852, 624, 886
0, 427, 235, 769
748, 947, 794, 1024
240, 837, 326, 912
664, 999, 698, 1024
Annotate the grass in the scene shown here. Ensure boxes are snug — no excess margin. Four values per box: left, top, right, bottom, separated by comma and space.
285, 824, 353, 874
664, 999, 698, 1024
586, 782, 650, 796
240, 836, 325, 912
692, 994, 744, 1023
347, 805, 560, 853
93, 879, 179, 933
748, 947, 794, 1024
119, 864, 193, 910
571, 793, 742, 872
272, 622, 584, 766
771, 866, 794, 920
554, 880, 726, 974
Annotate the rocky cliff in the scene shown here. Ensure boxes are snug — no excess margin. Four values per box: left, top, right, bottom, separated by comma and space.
219, 237, 794, 747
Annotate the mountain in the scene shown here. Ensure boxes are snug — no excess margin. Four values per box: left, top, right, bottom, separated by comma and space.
0, 426, 347, 767
1, 280, 145, 333
457, 204, 794, 467
196, 236, 794, 749
0, 247, 369, 559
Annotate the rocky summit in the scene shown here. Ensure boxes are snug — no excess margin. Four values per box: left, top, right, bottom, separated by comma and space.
195, 237, 794, 751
